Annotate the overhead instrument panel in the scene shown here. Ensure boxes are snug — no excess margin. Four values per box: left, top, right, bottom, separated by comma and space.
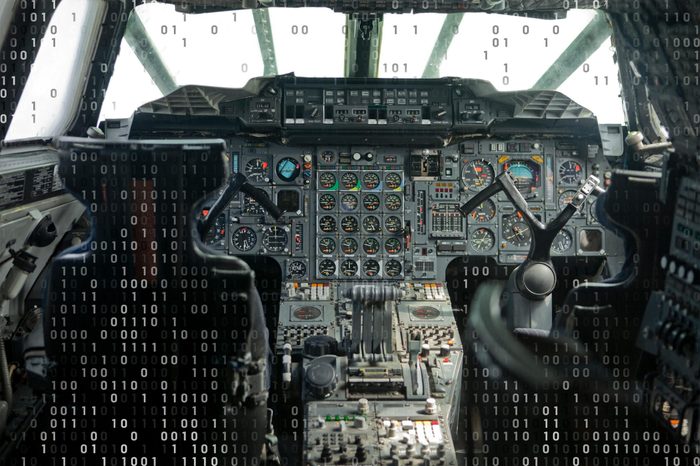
281, 82, 453, 131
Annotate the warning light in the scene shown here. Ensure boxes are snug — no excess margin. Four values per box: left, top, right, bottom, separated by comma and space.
262, 162, 268, 168
202, 209, 209, 216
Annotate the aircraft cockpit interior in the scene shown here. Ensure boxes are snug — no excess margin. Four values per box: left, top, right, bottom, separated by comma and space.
0, 1, 698, 464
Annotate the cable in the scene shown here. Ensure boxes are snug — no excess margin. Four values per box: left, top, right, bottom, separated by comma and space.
0, 341, 13, 407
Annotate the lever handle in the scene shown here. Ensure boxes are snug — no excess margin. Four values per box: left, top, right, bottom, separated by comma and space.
198, 172, 286, 241
459, 170, 603, 300
240, 183, 285, 220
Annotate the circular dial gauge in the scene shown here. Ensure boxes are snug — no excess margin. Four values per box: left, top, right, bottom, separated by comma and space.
384, 194, 403, 211
385, 216, 403, 234
319, 193, 336, 211
276, 157, 301, 182
558, 160, 583, 185
204, 214, 227, 246
340, 193, 359, 211
551, 229, 573, 253
384, 238, 402, 254
288, 260, 307, 278
318, 259, 336, 277
362, 215, 381, 233
363, 173, 380, 190
340, 216, 359, 233
589, 201, 599, 222
469, 199, 496, 223
262, 226, 288, 252
363, 238, 380, 255
502, 212, 531, 247
410, 306, 441, 320
558, 190, 578, 210
318, 237, 336, 255
340, 259, 358, 277
341, 237, 358, 255
319, 216, 336, 233
462, 159, 495, 192
503, 160, 540, 194
341, 172, 359, 190
362, 194, 381, 211
384, 173, 402, 190
318, 172, 337, 189
471, 227, 495, 252
384, 259, 402, 277
293, 306, 321, 320
363, 259, 380, 277
244, 158, 269, 182
232, 226, 257, 251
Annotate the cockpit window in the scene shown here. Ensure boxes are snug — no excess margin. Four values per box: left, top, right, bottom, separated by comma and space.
6, 0, 104, 141
100, 6, 625, 124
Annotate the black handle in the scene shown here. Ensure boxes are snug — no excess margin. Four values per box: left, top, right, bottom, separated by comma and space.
198, 173, 248, 239
461, 172, 602, 262
240, 183, 284, 220
198, 173, 285, 240
459, 172, 603, 299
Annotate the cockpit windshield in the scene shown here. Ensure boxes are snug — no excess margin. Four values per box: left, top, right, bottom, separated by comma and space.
100, 5, 625, 123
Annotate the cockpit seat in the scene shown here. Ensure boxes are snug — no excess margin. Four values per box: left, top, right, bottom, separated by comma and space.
42, 138, 270, 464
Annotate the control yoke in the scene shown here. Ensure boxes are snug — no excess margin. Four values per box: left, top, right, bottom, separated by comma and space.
459, 172, 603, 300
198, 172, 284, 239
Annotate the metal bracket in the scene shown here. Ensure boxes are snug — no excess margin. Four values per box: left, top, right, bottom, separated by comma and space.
229, 353, 269, 405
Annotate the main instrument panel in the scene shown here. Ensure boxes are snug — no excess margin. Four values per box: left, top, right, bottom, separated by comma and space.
208, 137, 622, 282
118, 77, 629, 464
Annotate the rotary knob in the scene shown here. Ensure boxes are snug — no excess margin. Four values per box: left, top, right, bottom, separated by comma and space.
305, 358, 337, 398
439, 344, 450, 357
425, 397, 437, 414
421, 343, 430, 358
303, 335, 338, 357
358, 398, 369, 414
355, 444, 367, 462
